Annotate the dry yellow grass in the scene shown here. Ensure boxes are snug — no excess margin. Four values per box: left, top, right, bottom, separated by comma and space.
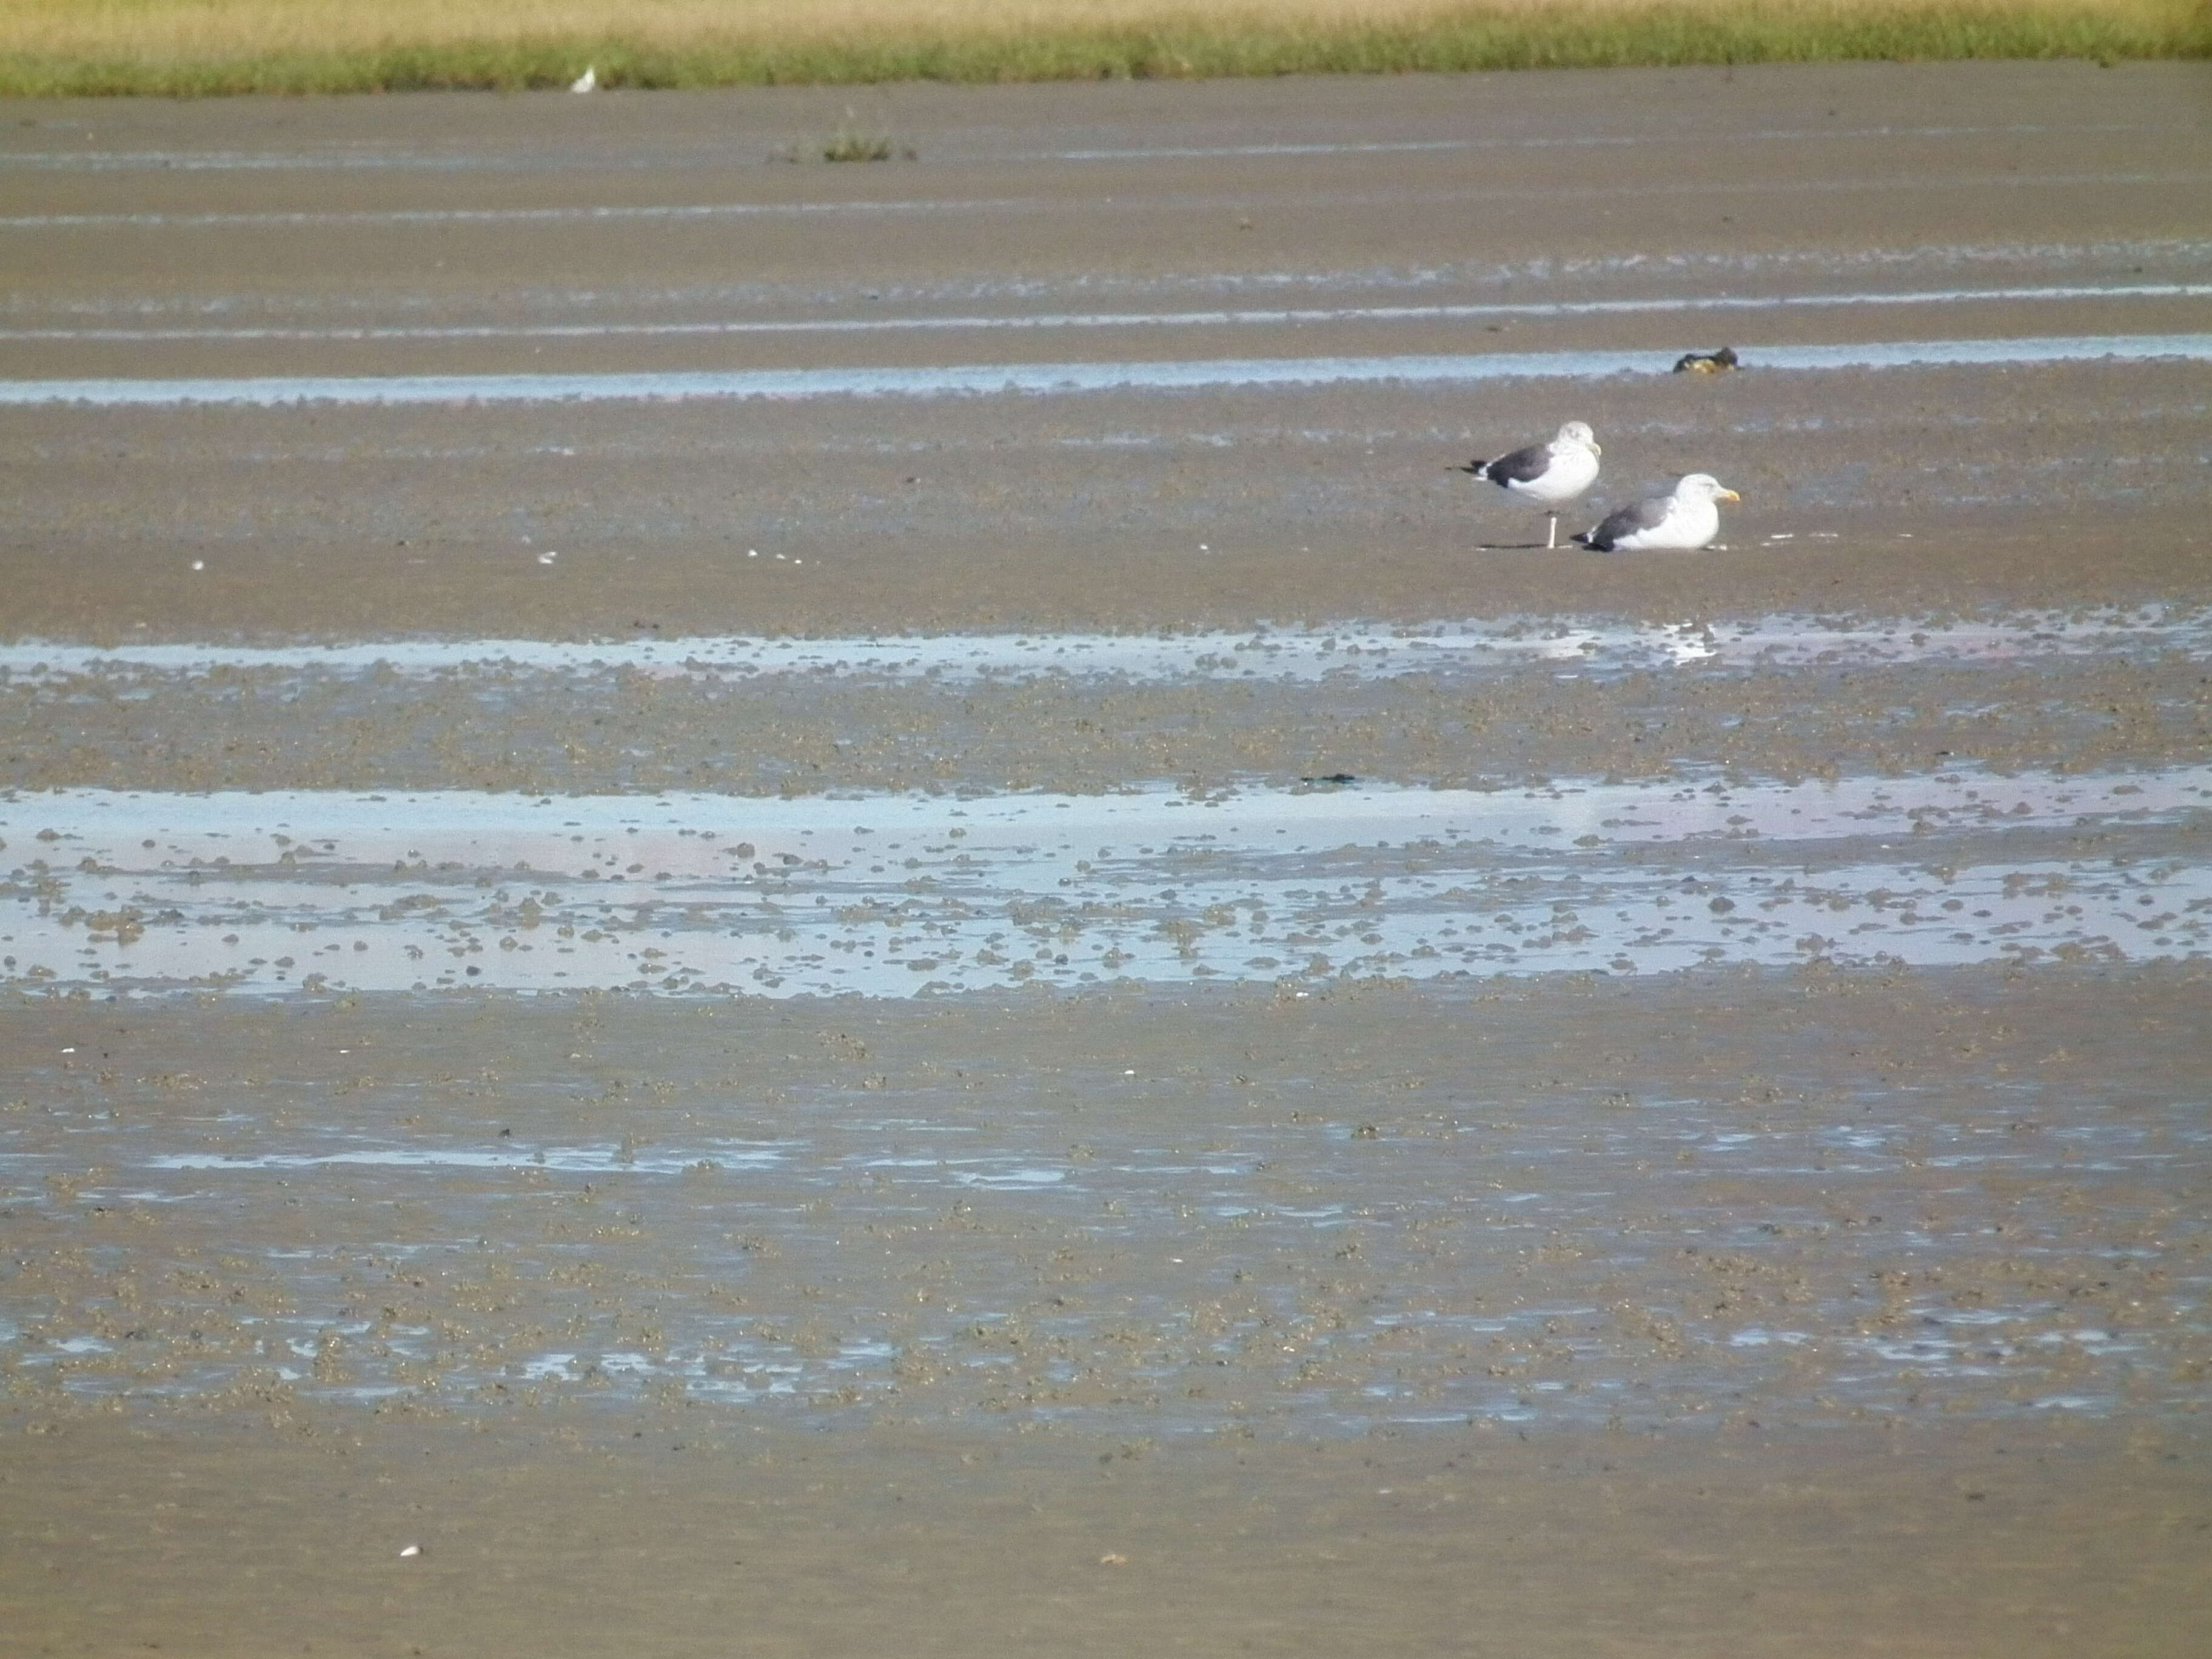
27, 0, 1476, 54
0, 0, 2187, 55
15, 0, 1604, 55
0, 0, 2200, 95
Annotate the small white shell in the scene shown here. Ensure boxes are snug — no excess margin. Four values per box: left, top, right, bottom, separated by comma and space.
398, 1543, 423, 1559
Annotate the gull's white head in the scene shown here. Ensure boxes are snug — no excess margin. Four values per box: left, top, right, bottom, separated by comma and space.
1557, 421, 1600, 455
1677, 472, 1741, 503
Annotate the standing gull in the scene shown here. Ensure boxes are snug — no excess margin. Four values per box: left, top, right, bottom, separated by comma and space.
1574, 473, 1741, 552
1461, 420, 1601, 549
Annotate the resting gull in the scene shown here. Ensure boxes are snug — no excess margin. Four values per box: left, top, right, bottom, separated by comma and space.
1461, 420, 1601, 549
1574, 473, 1740, 552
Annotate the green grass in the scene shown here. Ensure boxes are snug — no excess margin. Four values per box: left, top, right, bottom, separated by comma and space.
0, 2, 2203, 98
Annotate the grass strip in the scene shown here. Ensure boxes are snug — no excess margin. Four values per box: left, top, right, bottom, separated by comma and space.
0, 1, 2204, 97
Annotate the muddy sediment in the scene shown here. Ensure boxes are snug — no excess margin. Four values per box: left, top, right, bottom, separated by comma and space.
5, 1412, 2207, 1658
6, 968, 2210, 1432
5, 968, 2210, 1652
5, 645, 2209, 796
3, 359, 2207, 643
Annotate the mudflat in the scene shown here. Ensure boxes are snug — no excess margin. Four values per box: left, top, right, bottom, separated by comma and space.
4, 973, 2210, 1656
2, 60, 2209, 1657
2, 61, 2208, 640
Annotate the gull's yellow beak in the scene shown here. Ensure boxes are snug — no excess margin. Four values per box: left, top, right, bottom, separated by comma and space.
1590, 441, 1603, 456
1718, 488, 1741, 502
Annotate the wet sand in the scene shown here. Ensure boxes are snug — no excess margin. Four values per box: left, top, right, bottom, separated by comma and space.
5, 357, 2210, 643
4, 59, 2211, 1655
7, 1414, 2207, 1658
5, 972, 2210, 1653
7, 970, 2211, 1427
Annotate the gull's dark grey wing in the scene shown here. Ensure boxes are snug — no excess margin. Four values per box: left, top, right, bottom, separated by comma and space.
1466, 440, 1552, 487
1574, 494, 1671, 551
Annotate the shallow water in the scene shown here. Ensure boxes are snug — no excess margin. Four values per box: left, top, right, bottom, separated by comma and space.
0, 118, 2168, 176
5, 283, 2204, 344
7, 334, 2207, 407
6, 765, 2206, 999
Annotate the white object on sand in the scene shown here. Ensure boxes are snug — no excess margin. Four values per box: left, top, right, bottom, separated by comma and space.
1575, 473, 1741, 552
570, 66, 597, 93
1461, 420, 1601, 549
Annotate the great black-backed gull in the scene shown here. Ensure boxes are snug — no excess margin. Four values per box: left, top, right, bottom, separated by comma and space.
1461, 420, 1601, 549
1574, 473, 1740, 552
